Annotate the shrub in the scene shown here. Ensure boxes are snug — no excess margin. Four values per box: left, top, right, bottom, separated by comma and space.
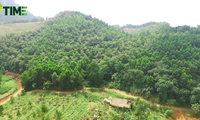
0, 105, 3, 115
17, 110, 21, 117
10, 96, 14, 104
54, 109, 62, 120
21, 90, 26, 96
41, 104, 49, 113
59, 93, 66, 97
191, 103, 200, 117
8, 114, 13, 119
166, 99, 177, 106
31, 91, 37, 95
28, 101, 32, 108
164, 109, 173, 118
32, 112, 36, 117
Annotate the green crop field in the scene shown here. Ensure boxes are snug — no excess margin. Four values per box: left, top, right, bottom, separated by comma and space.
0, 76, 18, 100
0, 89, 172, 120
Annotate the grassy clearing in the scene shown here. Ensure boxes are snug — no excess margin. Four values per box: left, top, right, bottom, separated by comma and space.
0, 22, 42, 37
0, 76, 18, 100
0, 89, 170, 120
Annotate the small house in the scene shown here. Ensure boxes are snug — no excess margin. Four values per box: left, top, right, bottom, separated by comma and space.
104, 97, 133, 109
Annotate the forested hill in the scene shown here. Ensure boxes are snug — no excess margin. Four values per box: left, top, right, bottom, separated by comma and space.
1, 11, 200, 111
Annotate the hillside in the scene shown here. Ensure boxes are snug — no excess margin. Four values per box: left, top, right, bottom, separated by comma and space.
1, 11, 200, 117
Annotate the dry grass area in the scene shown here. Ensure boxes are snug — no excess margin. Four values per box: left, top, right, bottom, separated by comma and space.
122, 27, 142, 32
0, 22, 42, 37
121, 23, 168, 33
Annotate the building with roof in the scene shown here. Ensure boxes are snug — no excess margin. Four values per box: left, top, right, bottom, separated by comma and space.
104, 97, 133, 109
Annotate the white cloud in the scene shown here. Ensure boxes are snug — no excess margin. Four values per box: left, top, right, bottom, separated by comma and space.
15, 0, 200, 27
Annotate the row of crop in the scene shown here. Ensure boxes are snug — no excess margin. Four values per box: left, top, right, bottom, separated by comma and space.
71, 102, 88, 120
20, 99, 54, 120
48, 96, 79, 119
63, 99, 85, 118
20, 95, 64, 120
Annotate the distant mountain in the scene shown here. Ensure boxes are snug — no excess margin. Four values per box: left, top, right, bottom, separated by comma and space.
111, 24, 121, 29
0, 0, 35, 22
119, 22, 170, 33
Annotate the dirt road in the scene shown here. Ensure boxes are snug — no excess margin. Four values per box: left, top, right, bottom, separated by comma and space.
0, 77, 22, 105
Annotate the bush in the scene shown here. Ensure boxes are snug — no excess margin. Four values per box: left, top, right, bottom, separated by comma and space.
32, 112, 36, 117
41, 104, 49, 113
31, 91, 37, 95
54, 109, 62, 120
108, 81, 120, 89
59, 93, 66, 97
8, 114, 13, 119
17, 110, 21, 116
164, 109, 173, 118
10, 96, 14, 104
21, 90, 26, 96
166, 99, 176, 106
0, 105, 3, 115
191, 103, 200, 117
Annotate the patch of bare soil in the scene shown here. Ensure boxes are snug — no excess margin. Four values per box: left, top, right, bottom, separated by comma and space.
168, 109, 197, 120
86, 102, 96, 107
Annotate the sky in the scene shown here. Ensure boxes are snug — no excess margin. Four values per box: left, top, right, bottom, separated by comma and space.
14, 0, 200, 27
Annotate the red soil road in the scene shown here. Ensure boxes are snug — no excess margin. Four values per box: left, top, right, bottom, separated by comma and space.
0, 73, 198, 120
0, 74, 22, 105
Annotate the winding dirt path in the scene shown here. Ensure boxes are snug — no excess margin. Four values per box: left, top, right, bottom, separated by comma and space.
0, 76, 22, 105
0, 74, 197, 120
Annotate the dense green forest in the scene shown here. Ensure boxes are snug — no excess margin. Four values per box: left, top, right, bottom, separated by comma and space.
1, 11, 200, 111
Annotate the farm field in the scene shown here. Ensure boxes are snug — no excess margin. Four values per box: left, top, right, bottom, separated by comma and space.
0, 22, 42, 37
0, 89, 171, 120
0, 76, 18, 100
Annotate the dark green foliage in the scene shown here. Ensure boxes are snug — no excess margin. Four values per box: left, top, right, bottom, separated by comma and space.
8, 114, 13, 119
0, 105, 3, 116
10, 96, 14, 104
191, 103, 200, 117
0, 73, 2, 87
21, 90, 26, 96
164, 110, 173, 118
41, 104, 48, 113
17, 110, 21, 116
54, 109, 62, 120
